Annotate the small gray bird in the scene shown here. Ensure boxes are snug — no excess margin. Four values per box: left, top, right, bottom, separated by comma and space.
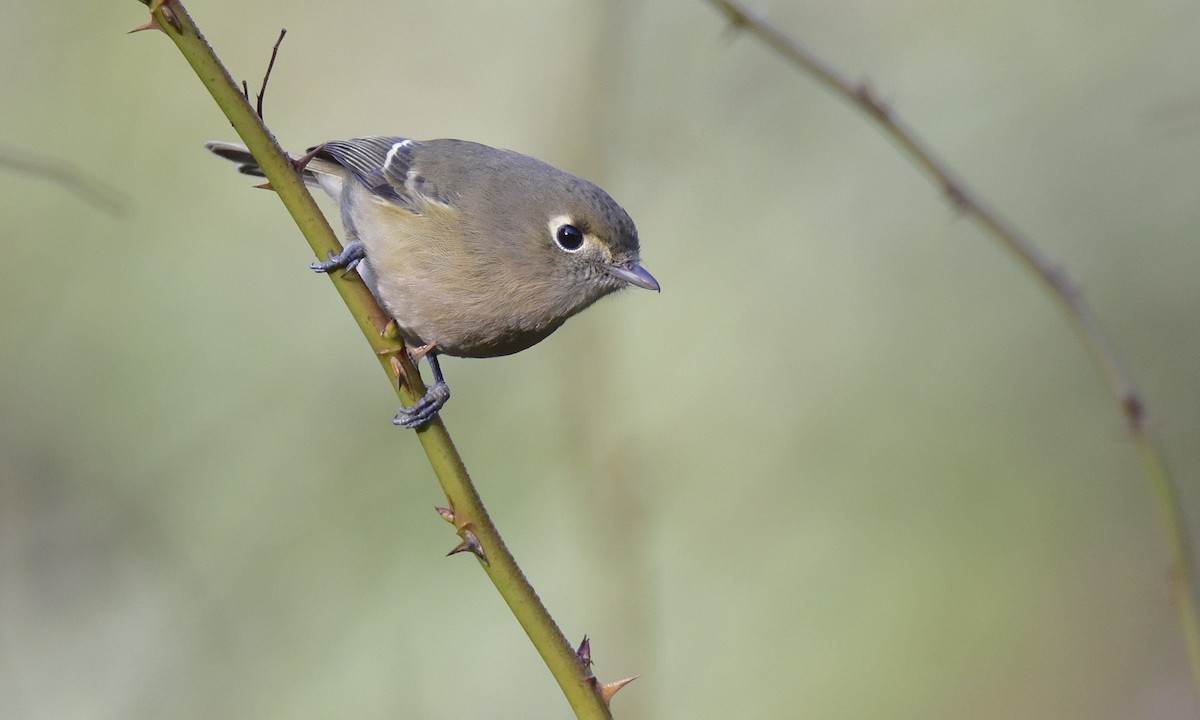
207, 136, 659, 428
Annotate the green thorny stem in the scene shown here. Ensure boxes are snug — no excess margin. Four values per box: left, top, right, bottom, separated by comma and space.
133, 1, 622, 716
711, 0, 1200, 703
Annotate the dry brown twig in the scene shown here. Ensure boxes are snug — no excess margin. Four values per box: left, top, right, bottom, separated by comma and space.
709, 0, 1200, 701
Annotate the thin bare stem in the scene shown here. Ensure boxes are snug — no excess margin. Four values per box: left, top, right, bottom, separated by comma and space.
0, 145, 129, 216
709, 0, 1200, 699
131, 1, 615, 716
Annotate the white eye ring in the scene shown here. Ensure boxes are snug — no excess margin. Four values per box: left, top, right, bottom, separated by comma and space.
549, 216, 586, 253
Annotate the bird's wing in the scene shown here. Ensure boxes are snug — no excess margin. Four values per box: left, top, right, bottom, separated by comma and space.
317, 137, 451, 212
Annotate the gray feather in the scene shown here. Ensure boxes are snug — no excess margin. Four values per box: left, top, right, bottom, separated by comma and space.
318, 137, 410, 208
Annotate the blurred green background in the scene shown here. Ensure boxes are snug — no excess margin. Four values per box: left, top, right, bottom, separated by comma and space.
2, 1, 1199, 718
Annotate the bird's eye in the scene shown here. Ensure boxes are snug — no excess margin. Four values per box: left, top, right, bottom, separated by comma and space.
554, 223, 585, 252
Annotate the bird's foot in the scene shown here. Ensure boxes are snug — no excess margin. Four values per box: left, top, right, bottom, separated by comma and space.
392, 381, 450, 429
310, 240, 364, 274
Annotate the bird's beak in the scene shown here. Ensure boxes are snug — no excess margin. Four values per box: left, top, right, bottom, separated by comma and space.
607, 261, 660, 292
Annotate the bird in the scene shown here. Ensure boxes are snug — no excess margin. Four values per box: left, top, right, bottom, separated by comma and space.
206, 136, 659, 428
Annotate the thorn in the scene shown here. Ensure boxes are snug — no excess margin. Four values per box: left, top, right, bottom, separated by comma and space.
162, 7, 181, 32
576, 635, 592, 668
376, 323, 403, 354
389, 355, 411, 391
126, 18, 162, 34
252, 181, 274, 191
147, 0, 182, 33
598, 676, 638, 706
387, 353, 426, 397
408, 342, 437, 363
435, 506, 456, 524
1122, 392, 1147, 431
446, 530, 487, 565
292, 144, 324, 173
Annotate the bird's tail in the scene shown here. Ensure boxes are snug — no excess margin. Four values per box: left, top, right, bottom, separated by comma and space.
204, 141, 331, 189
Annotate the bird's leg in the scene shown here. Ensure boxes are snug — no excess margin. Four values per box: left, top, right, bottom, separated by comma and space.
393, 352, 451, 429
310, 240, 365, 274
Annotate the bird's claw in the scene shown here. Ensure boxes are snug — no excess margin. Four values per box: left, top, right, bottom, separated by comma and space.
392, 381, 450, 429
310, 240, 364, 274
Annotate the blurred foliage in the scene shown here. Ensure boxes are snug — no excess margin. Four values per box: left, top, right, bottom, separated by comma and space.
2, 1, 1199, 719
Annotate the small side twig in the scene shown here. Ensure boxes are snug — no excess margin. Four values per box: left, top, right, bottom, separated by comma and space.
709, 0, 1200, 700
255, 28, 286, 119
238, 29, 286, 119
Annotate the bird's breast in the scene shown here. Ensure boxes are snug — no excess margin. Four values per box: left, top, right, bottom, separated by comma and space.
347, 190, 601, 358
360, 250, 575, 358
